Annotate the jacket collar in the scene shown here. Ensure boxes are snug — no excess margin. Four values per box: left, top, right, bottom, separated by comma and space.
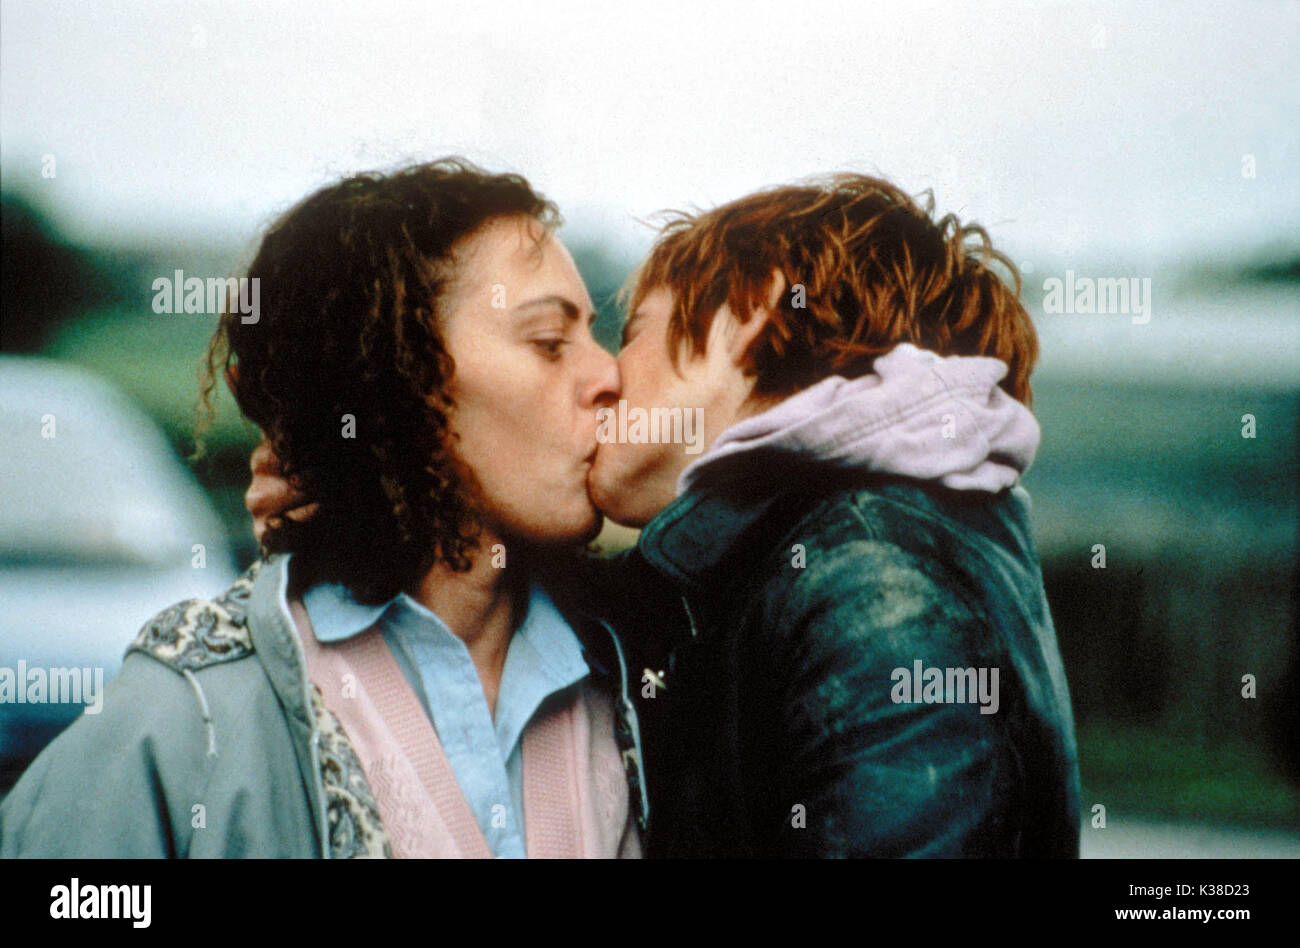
636, 448, 833, 591
248, 555, 315, 727
637, 450, 989, 591
246, 554, 331, 851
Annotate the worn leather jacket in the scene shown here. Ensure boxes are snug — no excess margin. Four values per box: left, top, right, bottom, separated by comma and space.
615, 451, 1081, 857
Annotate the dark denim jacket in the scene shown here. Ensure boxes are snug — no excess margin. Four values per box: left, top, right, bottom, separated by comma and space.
617, 451, 1081, 858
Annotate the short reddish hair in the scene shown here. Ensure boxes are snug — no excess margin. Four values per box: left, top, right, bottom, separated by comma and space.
628, 173, 1039, 405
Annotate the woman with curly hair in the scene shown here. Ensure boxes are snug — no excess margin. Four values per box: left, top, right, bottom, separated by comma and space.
0, 159, 647, 858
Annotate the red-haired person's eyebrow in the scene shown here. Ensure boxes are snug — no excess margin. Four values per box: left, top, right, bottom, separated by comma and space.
620, 309, 647, 348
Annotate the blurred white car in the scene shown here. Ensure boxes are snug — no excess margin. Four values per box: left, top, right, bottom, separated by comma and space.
0, 356, 236, 790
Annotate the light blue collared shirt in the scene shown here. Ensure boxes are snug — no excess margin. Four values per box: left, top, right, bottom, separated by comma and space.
299, 572, 590, 859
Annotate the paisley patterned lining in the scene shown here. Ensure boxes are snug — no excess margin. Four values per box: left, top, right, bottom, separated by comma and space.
309, 683, 393, 859
126, 559, 392, 858
125, 560, 262, 670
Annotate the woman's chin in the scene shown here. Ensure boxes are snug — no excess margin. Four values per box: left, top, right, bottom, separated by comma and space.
508, 505, 603, 548
586, 509, 607, 540
566, 506, 605, 545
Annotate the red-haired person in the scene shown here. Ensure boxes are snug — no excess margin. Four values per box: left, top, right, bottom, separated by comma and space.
586, 174, 1079, 857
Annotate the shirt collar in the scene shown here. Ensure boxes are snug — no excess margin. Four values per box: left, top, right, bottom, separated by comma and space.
299, 572, 589, 687
300, 579, 399, 644
508, 583, 590, 687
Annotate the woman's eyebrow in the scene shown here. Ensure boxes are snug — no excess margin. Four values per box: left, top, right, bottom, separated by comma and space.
513, 294, 580, 318
513, 294, 598, 327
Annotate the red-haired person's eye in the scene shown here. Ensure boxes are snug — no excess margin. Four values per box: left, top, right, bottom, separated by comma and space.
533, 338, 567, 359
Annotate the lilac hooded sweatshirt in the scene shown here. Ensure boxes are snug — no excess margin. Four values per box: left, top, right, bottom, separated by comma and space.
676, 342, 1041, 496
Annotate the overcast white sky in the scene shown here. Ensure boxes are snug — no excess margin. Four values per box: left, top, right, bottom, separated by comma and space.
2, 0, 1297, 269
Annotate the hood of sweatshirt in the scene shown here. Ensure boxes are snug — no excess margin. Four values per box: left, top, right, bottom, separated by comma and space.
676, 342, 1040, 496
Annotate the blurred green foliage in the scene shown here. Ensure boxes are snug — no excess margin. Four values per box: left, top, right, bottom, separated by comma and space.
1080, 720, 1300, 828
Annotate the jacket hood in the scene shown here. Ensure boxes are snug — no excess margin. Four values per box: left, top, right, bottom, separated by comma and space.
677, 343, 1040, 495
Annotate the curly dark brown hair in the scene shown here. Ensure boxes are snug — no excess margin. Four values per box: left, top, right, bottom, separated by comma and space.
200, 158, 561, 603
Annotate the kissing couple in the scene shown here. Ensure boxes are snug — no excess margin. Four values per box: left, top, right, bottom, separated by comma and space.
1, 159, 1080, 859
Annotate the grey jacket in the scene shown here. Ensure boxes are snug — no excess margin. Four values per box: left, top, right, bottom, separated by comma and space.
0, 555, 649, 857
